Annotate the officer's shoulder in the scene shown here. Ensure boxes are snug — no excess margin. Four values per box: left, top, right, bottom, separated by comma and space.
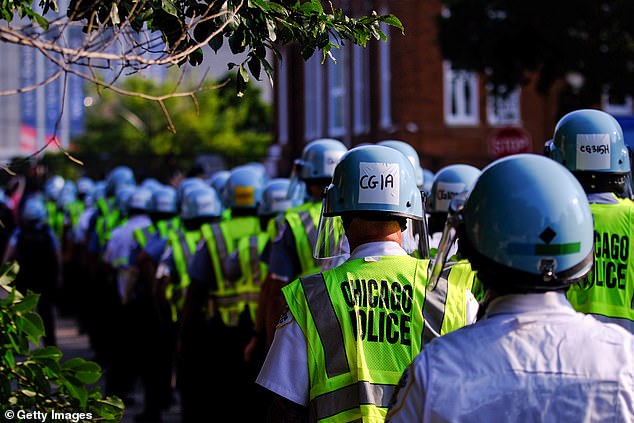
276, 306, 295, 328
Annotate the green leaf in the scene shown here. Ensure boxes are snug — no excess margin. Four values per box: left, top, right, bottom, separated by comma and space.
381, 14, 404, 31
247, 57, 261, 81
14, 293, 39, 313
32, 346, 62, 361
299, 0, 323, 14
63, 358, 102, 384
20, 311, 45, 343
62, 379, 88, 408
162, 0, 178, 16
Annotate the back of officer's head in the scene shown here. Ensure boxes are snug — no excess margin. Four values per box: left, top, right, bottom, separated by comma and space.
546, 108, 631, 197
289, 138, 348, 202
457, 154, 594, 295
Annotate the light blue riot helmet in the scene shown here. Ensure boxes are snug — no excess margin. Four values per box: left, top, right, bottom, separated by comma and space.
377, 139, 424, 189
127, 186, 153, 214
140, 177, 163, 193
258, 178, 301, 217
288, 138, 348, 202
427, 164, 481, 235
242, 162, 269, 181
105, 166, 135, 197
44, 175, 65, 202
315, 145, 429, 259
548, 109, 632, 197
22, 195, 47, 224
207, 170, 231, 209
149, 185, 179, 217
114, 184, 136, 215
180, 186, 223, 221
430, 154, 594, 293
77, 177, 96, 200
222, 166, 265, 213
422, 168, 435, 198
176, 177, 207, 205
56, 187, 77, 210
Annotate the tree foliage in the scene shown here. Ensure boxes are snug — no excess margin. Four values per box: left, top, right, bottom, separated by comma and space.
73, 72, 273, 162
436, 0, 634, 109
0, 0, 402, 97
0, 262, 124, 422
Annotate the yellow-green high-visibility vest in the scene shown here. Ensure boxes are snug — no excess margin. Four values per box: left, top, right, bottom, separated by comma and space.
567, 196, 634, 333
132, 224, 157, 249
284, 201, 322, 277
282, 255, 474, 422
165, 228, 201, 322
235, 232, 269, 323
200, 215, 261, 326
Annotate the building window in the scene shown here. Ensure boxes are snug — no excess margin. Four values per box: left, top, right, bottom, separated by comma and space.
352, 44, 370, 135
443, 61, 479, 125
304, 54, 324, 140
379, 21, 392, 130
487, 85, 521, 125
327, 45, 347, 137
603, 92, 633, 116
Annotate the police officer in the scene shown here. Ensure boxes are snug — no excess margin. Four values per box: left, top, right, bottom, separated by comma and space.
256, 145, 479, 422
546, 109, 634, 334
3, 194, 61, 347
259, 138, 348, 348
101, 184, 153, 401
180, 165, 265, 421
426, 164, 481, 259
385, 153, 634, 422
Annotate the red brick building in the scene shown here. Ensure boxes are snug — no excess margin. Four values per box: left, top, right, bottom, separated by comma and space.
268, 0, 626, 177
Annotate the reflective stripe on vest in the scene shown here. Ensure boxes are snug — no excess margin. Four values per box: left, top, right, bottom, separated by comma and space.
286, 202, 322, 276
133, 225, 156, 249
166, 229, 200, 321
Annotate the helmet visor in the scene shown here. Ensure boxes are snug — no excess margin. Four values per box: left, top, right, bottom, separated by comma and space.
314, 206, 348, 260
427, 193, 466, 291
287, 161, 308, 204
314, 192, 430, 260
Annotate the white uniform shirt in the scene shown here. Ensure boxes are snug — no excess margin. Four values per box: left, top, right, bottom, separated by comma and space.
386, 291, 634, 422
256, 240, 479, 407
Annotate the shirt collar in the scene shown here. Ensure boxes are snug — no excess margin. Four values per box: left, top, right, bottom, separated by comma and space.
349, 241, 408, 260
485, 291, 575, 318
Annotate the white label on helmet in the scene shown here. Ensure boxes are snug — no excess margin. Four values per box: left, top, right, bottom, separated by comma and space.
324, 151, 345, 177
576, 133, 611, 170
434, 182, 466, 212
358, 162, 400, 205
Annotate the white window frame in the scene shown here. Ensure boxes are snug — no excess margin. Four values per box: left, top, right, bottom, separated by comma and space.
443, 61, 479, 125
327, 45, 347, 138
304, 54, 324, 140
379, 21, 392, 130
486, 84, 521, 126
352, 44, 370, 135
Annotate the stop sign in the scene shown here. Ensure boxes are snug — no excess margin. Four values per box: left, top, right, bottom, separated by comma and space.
489, 127, 532, 158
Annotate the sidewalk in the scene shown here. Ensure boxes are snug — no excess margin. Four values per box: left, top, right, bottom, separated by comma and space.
55, 313, 182, 423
